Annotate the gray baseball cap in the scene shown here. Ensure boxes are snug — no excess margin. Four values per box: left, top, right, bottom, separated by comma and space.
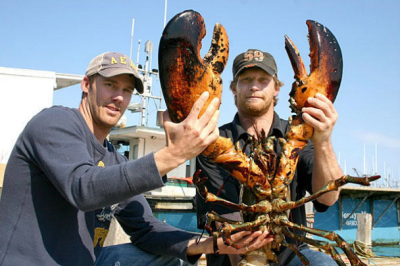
232, 49, 277, 78
85, 52, 144, 94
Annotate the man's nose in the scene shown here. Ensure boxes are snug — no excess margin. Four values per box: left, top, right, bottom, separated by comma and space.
250, 83, 260, 91
112, 90, 124, 102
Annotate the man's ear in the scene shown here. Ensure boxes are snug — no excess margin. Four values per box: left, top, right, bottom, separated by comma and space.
81, 76, 90, 94
274, 84, 280, 97
230, 84, 237, 95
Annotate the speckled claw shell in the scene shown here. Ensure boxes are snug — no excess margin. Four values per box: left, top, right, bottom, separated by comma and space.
158, 10, 229, 123
285, 20, 343, 114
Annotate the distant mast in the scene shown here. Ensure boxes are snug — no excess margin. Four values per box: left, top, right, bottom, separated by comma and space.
375, 142, 378, 174
130, 18, 135, 60
363, 143, 366, 175
164, 0, 168, 28
126, 6, 166, 127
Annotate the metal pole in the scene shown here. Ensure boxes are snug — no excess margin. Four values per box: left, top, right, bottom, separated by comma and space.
363, 143, 366, 175
375, 142, 378, 174
129, 18, 135, 60
342, 194, 372, 229
136, 40, 141, 66
141, 96, 146, 126
372, 197, 399, 228
164, 0, 167, 28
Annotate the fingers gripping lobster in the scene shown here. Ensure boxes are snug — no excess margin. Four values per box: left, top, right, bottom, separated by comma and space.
284, 20, 343, 145
159, 10, 380, 266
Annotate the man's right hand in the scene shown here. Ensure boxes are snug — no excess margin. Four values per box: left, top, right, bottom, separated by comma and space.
155, 91, 220, 176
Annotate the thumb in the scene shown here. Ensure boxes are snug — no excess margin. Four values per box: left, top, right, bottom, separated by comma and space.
163, 110, 172, 124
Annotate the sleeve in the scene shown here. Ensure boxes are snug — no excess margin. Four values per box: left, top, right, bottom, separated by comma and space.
195, 154, 241, 229
23, 108, 165, 211
296, 142, 329, 212
115, 194, 201, 264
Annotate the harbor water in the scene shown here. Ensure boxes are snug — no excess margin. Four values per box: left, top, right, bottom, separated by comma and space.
372, 245, 400, 257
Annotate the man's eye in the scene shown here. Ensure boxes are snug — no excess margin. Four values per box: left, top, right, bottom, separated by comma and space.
124, 88, 134, 94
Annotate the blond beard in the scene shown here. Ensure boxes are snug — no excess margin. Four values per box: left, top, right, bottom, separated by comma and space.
237, 97, 274, 117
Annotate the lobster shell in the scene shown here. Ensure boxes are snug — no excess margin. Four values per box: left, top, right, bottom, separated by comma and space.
158, 10, 229, 122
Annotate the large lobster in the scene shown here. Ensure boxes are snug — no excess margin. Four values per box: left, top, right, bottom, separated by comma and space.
158, 10, 380, 266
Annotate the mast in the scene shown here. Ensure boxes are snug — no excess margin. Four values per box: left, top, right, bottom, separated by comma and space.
126, 4, 166, 127
363, 143, 366, 176
129, 18, 135, 60
164, 0, 168, 28
375, 142, 378, 174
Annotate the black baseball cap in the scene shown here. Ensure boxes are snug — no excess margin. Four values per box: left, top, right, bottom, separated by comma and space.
232, 49, 277, 78
85, 52, 144, 94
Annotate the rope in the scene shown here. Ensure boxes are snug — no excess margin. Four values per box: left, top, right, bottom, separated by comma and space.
352, 240, 400, 266
353, 240, 375, 257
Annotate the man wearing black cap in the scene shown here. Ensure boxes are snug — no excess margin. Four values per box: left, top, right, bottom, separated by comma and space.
195, 49, 342, 265
0, 51, 271, 265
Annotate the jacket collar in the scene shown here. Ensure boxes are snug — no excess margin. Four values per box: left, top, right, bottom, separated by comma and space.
230, 111, 286, 144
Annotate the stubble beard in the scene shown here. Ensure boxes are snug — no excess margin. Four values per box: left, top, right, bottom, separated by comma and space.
237, 97, 273, 117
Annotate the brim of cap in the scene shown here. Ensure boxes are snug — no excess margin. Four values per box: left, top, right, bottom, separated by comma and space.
99, 68, 144, 94
234, 64, 276, 79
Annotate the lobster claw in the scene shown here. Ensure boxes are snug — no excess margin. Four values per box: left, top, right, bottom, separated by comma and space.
158, 10, 229, 123
285, 20, 343, 114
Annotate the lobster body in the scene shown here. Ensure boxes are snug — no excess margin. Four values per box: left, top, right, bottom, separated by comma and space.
159, 10, 380, 266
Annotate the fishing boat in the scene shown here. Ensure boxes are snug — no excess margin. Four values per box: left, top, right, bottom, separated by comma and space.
312, 185, 400, 245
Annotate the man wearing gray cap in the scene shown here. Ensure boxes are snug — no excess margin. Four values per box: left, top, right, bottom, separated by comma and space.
0, 51, 270, 265
195, 49, 342, 266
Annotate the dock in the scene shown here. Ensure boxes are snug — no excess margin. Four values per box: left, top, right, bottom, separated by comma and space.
341, 255, 400, 266
197, 253, 400, 266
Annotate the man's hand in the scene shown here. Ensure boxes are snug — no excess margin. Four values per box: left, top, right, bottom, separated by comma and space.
155, 91, 220, 176
302, 92, 342, 206
187, 230, 274, 256
301, 93, 338, 146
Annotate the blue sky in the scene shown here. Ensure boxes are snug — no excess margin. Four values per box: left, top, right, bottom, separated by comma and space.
1, 0, 399, 186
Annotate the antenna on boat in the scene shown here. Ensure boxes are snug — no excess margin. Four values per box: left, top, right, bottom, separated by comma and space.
126, 6, 167, 128
375, 142, 378, 174
363, 143, 366, 176
129, 18, 135, 60
164, 0, 168, 28
128, 39, 162, 127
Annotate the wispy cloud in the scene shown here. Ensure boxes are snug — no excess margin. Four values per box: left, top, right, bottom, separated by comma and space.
350, 131, 400, 149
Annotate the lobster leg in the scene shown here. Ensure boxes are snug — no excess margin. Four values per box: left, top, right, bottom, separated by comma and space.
280, 219, 367, 266
204, 213, 270, 249
282, 227, 346, 266
220, 216, 269, 248
281, 241, 310, 266
194, 170, 273, 213
274, 175, 381, 212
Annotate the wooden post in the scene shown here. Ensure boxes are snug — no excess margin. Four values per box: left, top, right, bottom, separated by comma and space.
305, 192, 314, 229
356, 213, 372, 254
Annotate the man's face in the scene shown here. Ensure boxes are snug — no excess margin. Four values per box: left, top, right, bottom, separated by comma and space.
86, 74, 134, 131
232, 68, 279, 116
